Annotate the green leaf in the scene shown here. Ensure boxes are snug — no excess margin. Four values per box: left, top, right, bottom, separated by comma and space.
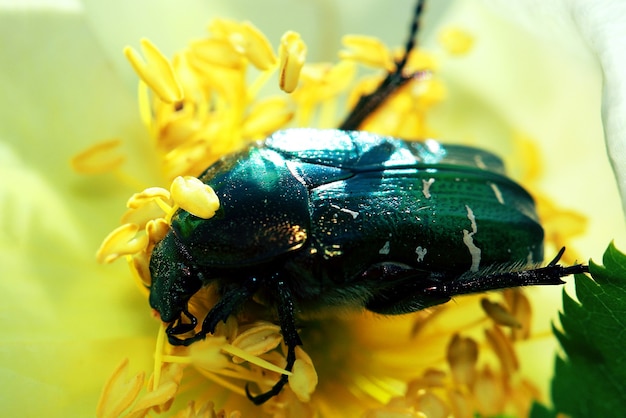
529, 402, 557, 418
534, 242, 626, 418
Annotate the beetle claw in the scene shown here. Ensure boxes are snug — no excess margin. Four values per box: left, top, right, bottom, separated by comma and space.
245, 343, 296, 405
246, 278, 302, 404
166, 308, 198, 336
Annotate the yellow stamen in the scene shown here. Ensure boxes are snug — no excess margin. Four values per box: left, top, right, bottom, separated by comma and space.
121, 188, 172, 228
96, 358, 145, 418
96, 223, 149, 264
121, 202, 170, 230
196, 369, 247, 397
221, 344, 293, 376
169, 176, 220, 219
448, 389, 472, 418
126, 187, 171, 209
230, 322, 283, 362
238, 22, 277, 70
473, 367, 505, 415
152, 323, 167, 389
70, 139, 125, 174
210, 19, 277, 71
294, 61, 356, 127
480, 298, 521, 328
242, 97, 294, 138
247, 66, 278, 101
279, 31, 307, 93
438, 27, 474, 56
137, 80, 153, 131
339, 35, 394, 71
189, 38, 246, 69
187, 337, 232, 372
128, 380, 177, 414
446, 334, 478, 386
406, 369, 447, 391
124, 38, 184, 104
417, 391, 449, 418
485, 326, 519, 377
146, 218, 170, 247
128, 252, 152, 292
288, 346, 318, 402
503, 289, 532, 341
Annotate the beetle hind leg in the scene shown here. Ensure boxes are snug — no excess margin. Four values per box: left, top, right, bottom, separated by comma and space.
427, 247, 589, 298
246, 279, 303, 405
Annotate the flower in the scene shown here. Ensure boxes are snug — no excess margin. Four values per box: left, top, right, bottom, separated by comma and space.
1, 1, 625, 417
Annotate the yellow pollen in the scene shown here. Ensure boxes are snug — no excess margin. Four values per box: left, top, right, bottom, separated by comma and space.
480, 298, 522, 328
279, 31, 307, 93
169, 176, 220, 219
124, 38, 184, 104
438, 27, 474, 56
96, 223, 149, 264
339, 35, 394, 71
70, 139, 125, 174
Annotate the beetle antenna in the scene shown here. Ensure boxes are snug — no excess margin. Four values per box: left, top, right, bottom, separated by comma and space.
339, 0, 426, 130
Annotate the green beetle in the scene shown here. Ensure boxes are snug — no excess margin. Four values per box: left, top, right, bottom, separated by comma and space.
148, 0, 588, 404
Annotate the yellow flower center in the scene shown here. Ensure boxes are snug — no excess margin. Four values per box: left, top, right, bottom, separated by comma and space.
85, 14, 589, 418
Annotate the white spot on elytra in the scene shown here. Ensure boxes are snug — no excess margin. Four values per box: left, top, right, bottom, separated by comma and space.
474, 154, 487, 169
415, 246, 427, 262
379, 241, 390, 255
330, 203, 359, 219
422, 178, 435, 199
463, 205, 481, 272
285, 161, 307, 187
489, 182, 505, 204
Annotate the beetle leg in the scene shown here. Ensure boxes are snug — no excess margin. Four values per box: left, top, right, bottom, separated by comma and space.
167, 278, 263, 347
166, 307, 197, 335
362, 262, 452, 314
339, 0, 426, 130
246, 278, 303, 405
426, 248, 589, 298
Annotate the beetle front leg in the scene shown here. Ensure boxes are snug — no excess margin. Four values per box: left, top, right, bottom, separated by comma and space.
246, 278, 303, 405
167, 278, 262, 346
166, 307, 197, 336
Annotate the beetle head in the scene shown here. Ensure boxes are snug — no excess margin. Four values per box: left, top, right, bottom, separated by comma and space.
149, 232, 203, 323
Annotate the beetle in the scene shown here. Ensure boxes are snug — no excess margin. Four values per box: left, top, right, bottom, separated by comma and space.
148, 0, 588, 405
